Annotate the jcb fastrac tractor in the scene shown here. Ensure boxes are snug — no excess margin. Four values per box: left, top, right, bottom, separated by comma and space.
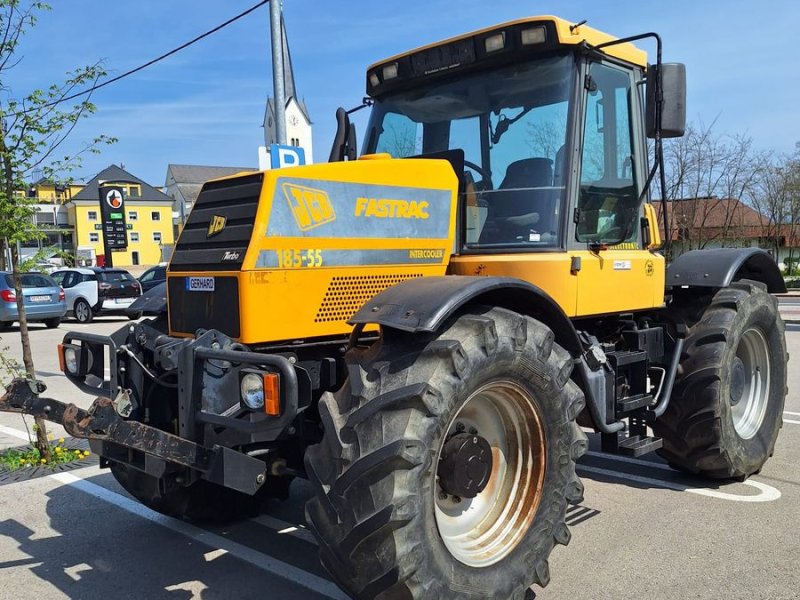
1, 15, 787, 600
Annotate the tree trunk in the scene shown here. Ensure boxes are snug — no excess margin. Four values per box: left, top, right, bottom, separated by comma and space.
9, 244, 51, 460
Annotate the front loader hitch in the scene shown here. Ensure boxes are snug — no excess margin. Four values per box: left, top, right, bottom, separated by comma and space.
0, 378, 267, 495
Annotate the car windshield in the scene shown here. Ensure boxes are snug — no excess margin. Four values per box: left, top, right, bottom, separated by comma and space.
364, 54, 575, 248
98, 271, 135, 283
4, 274, 57, 288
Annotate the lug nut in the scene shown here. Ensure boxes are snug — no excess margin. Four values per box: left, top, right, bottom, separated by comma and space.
455, 422, 465, 432
438, 491, 448, 501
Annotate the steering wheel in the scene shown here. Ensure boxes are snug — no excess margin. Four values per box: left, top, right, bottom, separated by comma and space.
464, 160, 492, 186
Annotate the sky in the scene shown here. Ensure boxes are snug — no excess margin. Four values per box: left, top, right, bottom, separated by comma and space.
4, 0, 798, 187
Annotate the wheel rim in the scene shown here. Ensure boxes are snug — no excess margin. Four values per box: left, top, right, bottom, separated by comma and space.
730, 327, 770, 440
434, 380, 546, 568
76, 302, 88, 322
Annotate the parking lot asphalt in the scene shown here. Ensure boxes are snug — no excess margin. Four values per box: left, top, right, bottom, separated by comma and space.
0, 315, 798, 599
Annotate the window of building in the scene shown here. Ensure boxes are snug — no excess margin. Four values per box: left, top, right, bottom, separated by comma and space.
88, 210, 98, 221
130, 232, 140, 242
153, 232, 162, 243
151, 211, 161, 221
89, 233, 99, 242
128, 210, 138, 221
128, 185, 141, 198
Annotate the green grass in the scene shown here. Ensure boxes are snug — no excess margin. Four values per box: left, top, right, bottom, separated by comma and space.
0, 438, 90, 471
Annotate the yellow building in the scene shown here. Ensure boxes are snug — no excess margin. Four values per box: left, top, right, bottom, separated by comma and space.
67, 164, 175, 267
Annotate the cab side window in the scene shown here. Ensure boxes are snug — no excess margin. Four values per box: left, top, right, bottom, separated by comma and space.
576, 62, 639, 244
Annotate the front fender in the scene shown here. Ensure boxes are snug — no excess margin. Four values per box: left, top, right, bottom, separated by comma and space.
349, 275, 583, 356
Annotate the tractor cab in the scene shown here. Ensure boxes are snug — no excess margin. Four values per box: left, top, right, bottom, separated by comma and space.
360, 16, 686, 316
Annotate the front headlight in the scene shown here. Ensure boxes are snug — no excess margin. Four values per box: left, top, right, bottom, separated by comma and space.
240, 373, 265, 409
64, 347, 78, 375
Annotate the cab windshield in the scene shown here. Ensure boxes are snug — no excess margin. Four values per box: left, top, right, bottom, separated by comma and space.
363, 54, 575, 248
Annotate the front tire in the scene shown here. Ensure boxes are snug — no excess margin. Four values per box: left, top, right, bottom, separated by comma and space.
305, 306, 586, 599
655, 281, 787, 479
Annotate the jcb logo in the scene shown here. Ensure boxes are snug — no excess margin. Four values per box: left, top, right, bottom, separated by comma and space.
207, 215, 227, 238
282, 183, 336, 231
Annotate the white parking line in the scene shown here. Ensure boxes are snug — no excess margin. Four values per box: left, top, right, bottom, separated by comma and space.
0, 423, 32, 441
0, 422, 342, 600
50, 470, 346, 599
579, 452, 781, 503
785, 419, 800, 425
785, 411, 800, 416
251, 514, 318, 545
577, 465, 780, 502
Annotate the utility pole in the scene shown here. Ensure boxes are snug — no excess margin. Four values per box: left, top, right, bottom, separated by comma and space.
269, 0, 287, 145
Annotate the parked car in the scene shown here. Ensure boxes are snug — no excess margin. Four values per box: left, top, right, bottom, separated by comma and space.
137, 263, 167, 293
50, 267, 141, 323
0, 271, 67, 330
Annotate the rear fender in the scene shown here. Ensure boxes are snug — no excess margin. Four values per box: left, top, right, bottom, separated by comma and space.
666, 248, 786, 293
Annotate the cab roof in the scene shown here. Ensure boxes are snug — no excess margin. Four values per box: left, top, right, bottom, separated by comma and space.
369, 15, 647, 71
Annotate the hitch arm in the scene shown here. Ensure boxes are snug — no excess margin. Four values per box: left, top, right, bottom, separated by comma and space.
1, 378, 211, 471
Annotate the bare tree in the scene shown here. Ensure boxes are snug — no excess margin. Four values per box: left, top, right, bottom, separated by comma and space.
663, 120, 767, 252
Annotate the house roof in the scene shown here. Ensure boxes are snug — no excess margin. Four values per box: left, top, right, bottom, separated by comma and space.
655, 198, 773, 241
166, 164, 257, 207
167, 164, 256, 185
73, 164, 173, 202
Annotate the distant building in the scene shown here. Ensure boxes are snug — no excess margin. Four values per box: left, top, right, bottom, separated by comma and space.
165, 164, 257, 227
657, 197, 799, 265
259, 14, 313, 169
69, 164, 175, 267
19, 179, 85, 261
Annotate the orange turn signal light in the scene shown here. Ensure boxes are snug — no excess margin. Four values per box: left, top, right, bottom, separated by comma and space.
57, 344, 65, 373
263, 373, 281, 416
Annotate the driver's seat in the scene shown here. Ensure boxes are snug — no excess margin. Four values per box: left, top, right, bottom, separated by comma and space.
482, 157, 553, 243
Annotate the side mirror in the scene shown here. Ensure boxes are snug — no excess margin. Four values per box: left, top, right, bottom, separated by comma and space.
646, 63, 686, 139
329, 107, 350, 162
347, 122, 358, 161
329, 108, 359, 162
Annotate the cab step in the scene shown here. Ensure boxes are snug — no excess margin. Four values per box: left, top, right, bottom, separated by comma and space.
601, 431, 663, 457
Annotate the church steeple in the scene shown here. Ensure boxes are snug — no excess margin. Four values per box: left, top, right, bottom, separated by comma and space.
260, 13, 313, 167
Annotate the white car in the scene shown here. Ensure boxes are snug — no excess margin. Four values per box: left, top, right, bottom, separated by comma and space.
50, 267, 142, 323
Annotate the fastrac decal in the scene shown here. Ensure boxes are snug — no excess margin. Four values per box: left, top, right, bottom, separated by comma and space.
354, 198, 429, 219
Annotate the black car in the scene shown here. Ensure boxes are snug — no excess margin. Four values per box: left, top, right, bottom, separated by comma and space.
137, 264, 167, 293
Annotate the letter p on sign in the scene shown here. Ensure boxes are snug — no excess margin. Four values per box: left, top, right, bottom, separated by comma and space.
270, 144, 306, 169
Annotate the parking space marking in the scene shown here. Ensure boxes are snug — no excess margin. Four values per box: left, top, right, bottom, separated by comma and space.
251, 514, 318, 545
785, 411, 800, 416
47, 471, 347, 600
579, 452, 781, 502
0, 424, 31, 442
784, 419, 800, 425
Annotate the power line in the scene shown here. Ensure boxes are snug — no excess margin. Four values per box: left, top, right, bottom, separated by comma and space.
18, 0, 270, 114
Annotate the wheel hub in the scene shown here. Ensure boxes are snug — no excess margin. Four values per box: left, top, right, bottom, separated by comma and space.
730, 356, 746, 406
437, 432, 492, 499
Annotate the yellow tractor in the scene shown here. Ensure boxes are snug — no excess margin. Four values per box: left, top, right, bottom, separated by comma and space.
1, 15, 787, 599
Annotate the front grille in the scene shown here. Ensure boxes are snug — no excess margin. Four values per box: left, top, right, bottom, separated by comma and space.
315, 274, 423, 323
171, 173, 263, 272
168, 276, 240, 338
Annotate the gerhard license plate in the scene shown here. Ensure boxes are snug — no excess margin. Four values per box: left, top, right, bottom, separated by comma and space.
186, 276, 215, 292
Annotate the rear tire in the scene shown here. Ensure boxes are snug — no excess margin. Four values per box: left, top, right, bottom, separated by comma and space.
43, 317, 61, 329
110, 462, 292, 522
74, 299, 93, 323
655, 281, 787, 479
305, 306, 586, 599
